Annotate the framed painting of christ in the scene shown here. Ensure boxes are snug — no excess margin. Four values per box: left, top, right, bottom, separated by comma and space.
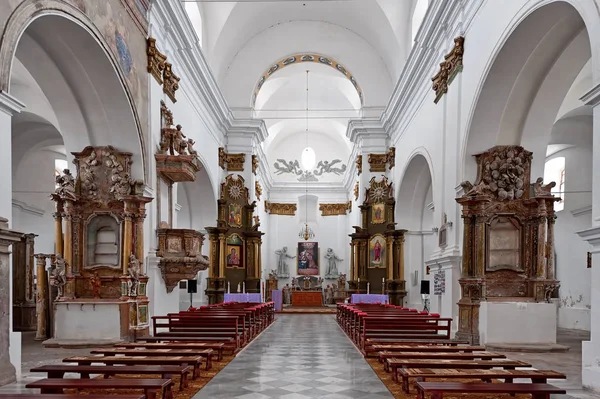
297, 242, 319, 276
369, 234, 386, 268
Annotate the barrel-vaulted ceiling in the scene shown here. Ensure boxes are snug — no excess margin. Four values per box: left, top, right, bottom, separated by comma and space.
184, 0, 421, 181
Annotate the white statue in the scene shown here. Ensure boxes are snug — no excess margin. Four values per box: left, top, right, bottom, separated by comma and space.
324, 248, 343, 278
51, 254, 68, 299
275, 247, 296, 278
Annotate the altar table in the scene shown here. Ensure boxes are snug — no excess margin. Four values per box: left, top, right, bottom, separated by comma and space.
223, 293, 262, 303
271, 290, 283, 311
292, 291, 323, 307
351, 294, 389, 304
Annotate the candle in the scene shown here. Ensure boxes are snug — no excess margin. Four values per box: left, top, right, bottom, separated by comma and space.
237, 283, 241, 293
367, 282, 370, 295
358, 277, 360, 283
243, 281, 246, 293
227, 281, 231, 294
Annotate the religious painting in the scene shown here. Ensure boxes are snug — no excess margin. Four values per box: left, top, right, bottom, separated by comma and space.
228, 203, 242, 228
372, 203, 385, 224
369, 234, 386, 268
138, 304, 148, 325
297, 242, 319, 276
226, 234, 243, 268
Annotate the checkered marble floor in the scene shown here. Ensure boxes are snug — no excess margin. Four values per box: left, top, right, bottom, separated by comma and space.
193, 314, 393, 399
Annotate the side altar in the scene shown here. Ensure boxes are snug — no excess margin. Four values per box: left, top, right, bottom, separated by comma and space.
43, 146, 152, 345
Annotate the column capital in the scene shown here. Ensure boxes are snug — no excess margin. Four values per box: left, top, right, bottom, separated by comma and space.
0, 90, 25, 116
580, 83, 600, 107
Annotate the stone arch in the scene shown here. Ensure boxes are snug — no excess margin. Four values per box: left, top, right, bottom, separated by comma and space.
0, 0, 146, 180
461, 0, 592, 182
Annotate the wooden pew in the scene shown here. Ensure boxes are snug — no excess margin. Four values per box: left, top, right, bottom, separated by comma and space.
415, 381, 566, 399
119, 342, 225, 361
379, 351, 506, 367
152, 315, 241, 350
0, 395, 144, 399
398, 368, 566, 394
25, 378, 173, 399
368, 344, 484, 358
90, 348, 214, 370
360, 316, 452, 349
385, 358, 532, 382
30, 364, 192, 391
63, 355, 204, 378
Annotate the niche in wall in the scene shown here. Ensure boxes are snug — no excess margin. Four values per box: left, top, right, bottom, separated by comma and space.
86, 214, 121, 268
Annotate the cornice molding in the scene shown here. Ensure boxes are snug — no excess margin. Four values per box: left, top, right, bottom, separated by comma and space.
0, 90, 25, 116
571, 205, 592, 218
580, 83, 600, 107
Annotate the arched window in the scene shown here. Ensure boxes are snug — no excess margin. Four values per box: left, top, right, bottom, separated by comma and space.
54, 159, 68, 188
544, 157, 565, 212
184, 1, 203, 47
411, 0, 429, 43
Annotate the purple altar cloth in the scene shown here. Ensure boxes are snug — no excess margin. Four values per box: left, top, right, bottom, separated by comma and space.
351, 294, 389, 304
271, 290, 283, 311
223, 293, 262, 303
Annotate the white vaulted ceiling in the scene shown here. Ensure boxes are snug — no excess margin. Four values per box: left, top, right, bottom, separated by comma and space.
183, 0, 417, 181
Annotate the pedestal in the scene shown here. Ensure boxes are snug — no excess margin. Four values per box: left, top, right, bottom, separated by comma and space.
205, 277, 225, 304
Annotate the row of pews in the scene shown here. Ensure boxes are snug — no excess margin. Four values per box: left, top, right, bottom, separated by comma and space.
2, 301, 274, 399
338, 303, 568, 399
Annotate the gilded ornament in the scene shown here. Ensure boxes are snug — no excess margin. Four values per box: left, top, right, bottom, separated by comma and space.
217, 148, 246, 172
356, 155, 362, 175
162, 62, 180, 103
252, 155, 259, 175
255, 180, 263, 201
319, 201, 352, 216
354, 181, 359, 201
146, 37, 167, 84
368, 153, 388, 172
432, 36, 464, 103
265, 201, 297, 216
387, 147, 396, 170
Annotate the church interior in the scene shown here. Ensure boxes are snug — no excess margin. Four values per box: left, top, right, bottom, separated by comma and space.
1, 0, 600, 398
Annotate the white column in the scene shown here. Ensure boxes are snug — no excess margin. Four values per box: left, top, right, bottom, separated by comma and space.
0, 91, 24, 385
577, 83, 600, 392
0, 92, 24, 226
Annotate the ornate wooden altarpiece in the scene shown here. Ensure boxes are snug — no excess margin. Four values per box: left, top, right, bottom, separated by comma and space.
205, 175, 264, 304
455, 145, 560, 344
48, 146, 153, 339
349, 176, 407, 305
12, 233, 36, 331
154, 101, 208, 293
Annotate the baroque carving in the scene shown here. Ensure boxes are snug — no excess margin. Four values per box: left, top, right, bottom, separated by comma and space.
252, 155, 259, 175
163, 62, 180, 103
146, 37, 167, 84
356, 155, 362, 175
221, 174, 249, 202
368, 153, 388, 172
432, 36, 465, 104
255, 181, 263, 201
273, 158, 346, 181
155, 102, 201, 182
354, 181, 360, 201
265, 201, 297, 216
387, 147, 396, 170
367, 176, 393, 204
461, 146, 533, 201
534, 178, 556, 197
218, 148, 246, 172
319, 201, 352, 216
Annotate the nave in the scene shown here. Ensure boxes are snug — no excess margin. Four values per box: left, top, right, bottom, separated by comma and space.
195, 315, 392, 399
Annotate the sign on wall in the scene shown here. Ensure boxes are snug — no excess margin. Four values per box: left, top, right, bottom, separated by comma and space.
433, 270, 446, 295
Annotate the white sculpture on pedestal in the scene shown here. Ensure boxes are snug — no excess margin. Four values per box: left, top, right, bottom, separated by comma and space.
275, 247, 295, 278
324, 248, 343, 278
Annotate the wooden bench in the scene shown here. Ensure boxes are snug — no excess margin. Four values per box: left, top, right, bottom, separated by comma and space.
30, 364, 192, 391
0, 395, 144, 399
63, 355, 204, 378
368, 344, 484, 357
379, 351, 506, 367
25, 378, 173, 399
136, 336, 236, 354
415, 381, 566, 399
398, 368, 566, 393
90, 348, 214, 370
367, 339, 469, 346
152, 315, 241, 350
120, 342, 225, 361
361, 317, 452, 348
385, 358, 532, 382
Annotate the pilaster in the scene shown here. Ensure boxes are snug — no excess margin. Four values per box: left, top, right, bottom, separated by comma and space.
576, 226, 600, 391
0, 91, 24, 225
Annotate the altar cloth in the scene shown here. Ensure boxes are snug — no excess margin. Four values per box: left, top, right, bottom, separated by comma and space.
224, 293, 262, 303
351, 294, 389, 304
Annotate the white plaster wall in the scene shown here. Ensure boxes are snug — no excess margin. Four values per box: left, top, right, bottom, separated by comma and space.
550, 147, 593, 331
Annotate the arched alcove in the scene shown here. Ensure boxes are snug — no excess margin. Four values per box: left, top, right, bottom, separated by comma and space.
396, 153, 434, 308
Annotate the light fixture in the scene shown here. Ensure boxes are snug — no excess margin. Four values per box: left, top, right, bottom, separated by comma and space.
299, 70, 315, 242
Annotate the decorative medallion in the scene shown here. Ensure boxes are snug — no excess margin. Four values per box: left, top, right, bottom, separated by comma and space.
367, 176, 392, 204
252, 53, 363, 107
432, 36, 465, 104
228, 182, 243, 200
146, 37, 167, 84
220, 174, 249, 202
163, 62, 180, 103
265, 201, 297, 216
319, 201, 352, 216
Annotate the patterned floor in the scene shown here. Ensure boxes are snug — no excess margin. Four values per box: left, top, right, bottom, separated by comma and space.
193, 314, 393, 399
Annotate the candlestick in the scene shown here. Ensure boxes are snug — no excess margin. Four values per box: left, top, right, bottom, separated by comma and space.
227, 281, 231, 294
367, 282, 370, 295
243, 281, 246, 294
358, 277, 360, 283
237, 283, 241, 293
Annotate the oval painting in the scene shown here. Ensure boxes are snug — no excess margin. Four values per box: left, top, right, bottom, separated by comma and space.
115, 31, 132, 76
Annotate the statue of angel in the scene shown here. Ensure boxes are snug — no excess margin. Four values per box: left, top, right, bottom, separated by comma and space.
324, 248, 343, 278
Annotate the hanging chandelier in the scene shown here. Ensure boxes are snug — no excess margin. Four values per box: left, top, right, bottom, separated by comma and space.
298, 69, 315, 241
